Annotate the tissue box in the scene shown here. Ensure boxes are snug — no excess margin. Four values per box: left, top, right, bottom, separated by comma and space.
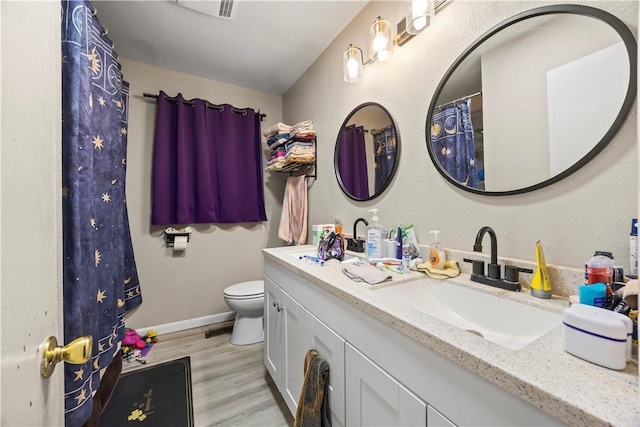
312, 224, 335, 246
562, 304, 632, 370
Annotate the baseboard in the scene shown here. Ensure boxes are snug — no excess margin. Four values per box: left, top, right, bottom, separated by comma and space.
136, 312, 236, 336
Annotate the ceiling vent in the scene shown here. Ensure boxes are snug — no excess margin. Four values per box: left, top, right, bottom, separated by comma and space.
175, 0, 237, 20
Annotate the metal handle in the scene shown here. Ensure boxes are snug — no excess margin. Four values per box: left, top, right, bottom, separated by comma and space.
41, 335, 93, 378
273, 301, 277, 307
277, 304, 283, 312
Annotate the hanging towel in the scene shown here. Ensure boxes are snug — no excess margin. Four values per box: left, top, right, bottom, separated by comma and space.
294, 350, 332, 427
278, 175, 308, 245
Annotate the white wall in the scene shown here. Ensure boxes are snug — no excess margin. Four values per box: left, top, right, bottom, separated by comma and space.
284, 1, 637, 271
120, 59, 284, 328
482, 13, 625, 190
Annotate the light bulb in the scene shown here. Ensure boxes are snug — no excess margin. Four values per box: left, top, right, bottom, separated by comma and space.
347, 57, 359, 79
413, 15, 427, 31
373, 33, 388, 53
412, 0, 427, 17
377, 49, 389, 62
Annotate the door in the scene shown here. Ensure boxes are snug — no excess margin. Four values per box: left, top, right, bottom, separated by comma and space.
310, 314, 346, 427
281, 290, 312, 414
1, 1, 64, 425
264, 277, 283, 382
346, 343, 427, 427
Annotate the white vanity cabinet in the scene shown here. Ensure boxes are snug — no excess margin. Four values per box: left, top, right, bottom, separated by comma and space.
346, 343, 427, 426
264, 276, 346, 427
264, 258, 561, 427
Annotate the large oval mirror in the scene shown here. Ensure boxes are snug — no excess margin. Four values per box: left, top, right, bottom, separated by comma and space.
426, 5, 637, 195
335, 102, 400, 201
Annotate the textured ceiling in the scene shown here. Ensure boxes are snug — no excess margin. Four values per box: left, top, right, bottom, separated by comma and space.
96, 1, 369, 95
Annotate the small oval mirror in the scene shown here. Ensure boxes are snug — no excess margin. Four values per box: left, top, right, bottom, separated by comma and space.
426, 5, 637, 195
335, 102, 400, 201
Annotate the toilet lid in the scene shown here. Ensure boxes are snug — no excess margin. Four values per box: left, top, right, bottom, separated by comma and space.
224, 280, 264, 298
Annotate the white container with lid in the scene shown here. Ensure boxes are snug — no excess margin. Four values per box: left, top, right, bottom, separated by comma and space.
562, 303, 632, 370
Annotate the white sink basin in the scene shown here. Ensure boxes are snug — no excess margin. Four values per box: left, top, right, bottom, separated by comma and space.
374, 279, 561, 350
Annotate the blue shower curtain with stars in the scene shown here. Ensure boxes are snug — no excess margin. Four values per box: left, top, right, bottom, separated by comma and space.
62, 1, 142, 425
430, 99, 482, 190
371, 124, 397, 194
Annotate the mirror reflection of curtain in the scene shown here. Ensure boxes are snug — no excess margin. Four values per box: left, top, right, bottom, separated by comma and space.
371, 125, 397, 194
430, 99, 483, 190
338, 125, 369, 199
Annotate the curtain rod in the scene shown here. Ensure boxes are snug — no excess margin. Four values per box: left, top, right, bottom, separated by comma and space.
346, 124, 369, 133
436, 91, 482, 110
143, 93, 267, 122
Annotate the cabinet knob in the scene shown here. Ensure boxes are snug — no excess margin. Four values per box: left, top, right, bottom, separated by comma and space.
273, 301, 277, 307
277, 304, 283, 312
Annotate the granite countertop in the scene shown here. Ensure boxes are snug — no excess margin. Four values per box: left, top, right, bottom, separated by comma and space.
263, 245, 639, 427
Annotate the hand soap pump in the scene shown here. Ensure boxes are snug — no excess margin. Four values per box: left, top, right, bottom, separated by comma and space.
366, 209, 384, 261
428, 230, 446, 270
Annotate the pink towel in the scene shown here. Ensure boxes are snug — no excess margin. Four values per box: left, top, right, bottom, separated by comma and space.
278, 176, 308, 245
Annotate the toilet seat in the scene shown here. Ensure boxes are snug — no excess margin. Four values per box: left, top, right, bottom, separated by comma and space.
224, 280, 264, 300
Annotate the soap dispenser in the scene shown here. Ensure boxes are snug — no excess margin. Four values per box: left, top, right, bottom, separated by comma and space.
428, 230, 446, 270
366, 209, 384, 261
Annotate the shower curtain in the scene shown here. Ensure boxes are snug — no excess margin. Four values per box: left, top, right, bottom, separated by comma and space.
371, 124, 397, 194
430, 99, 481, 189
151, 91, 267, 225
62, 1, 142, 425
337, 124, 369, 199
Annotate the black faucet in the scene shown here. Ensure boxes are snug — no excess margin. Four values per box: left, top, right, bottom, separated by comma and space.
470, 226, 521, 292
347, 218, 368, 252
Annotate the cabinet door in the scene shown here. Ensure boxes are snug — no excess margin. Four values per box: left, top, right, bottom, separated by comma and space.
346, 343, 426, 427
310, 314, 346, 427
282, 290, 313, 415
264, 277, 283, 385
427, 405, 457, 427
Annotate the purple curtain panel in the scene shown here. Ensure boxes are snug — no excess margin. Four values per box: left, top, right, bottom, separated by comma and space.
338, 125, 369, 199
152, 91, 267, 224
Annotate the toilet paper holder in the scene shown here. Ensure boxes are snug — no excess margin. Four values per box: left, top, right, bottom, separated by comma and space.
164, 226, 192, 247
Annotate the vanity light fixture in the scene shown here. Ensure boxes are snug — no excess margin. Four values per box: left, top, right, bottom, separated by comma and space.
407, 0, 435, 35
343, 0, 446, 83
370, 16, 393, 62
342, 16, 392, 82
343, 44, 364, 83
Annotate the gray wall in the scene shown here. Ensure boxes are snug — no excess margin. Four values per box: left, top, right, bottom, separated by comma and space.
121, 60, 285, 328
284, 1, 637, 271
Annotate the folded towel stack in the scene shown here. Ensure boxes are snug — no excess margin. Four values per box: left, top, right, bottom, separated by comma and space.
264, 120, 316, 172
263, 122, 292, 138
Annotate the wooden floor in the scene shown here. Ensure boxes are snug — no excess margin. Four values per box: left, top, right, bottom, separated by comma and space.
121, 324, 294, 427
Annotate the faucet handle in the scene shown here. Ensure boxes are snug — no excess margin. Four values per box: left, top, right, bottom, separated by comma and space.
488, 263, 501, 280
463, 258, 485, 276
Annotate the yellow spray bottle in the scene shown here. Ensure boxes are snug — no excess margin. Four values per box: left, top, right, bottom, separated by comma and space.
531, 241, 552, 299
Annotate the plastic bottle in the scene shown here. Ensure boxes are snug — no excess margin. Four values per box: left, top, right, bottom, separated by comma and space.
402, 242, 411, 272
428, 230, 446, 270
585, 251, 615, 305
396, 224, 403, 259
335, 218, 344, 250
366, 209, 384, 261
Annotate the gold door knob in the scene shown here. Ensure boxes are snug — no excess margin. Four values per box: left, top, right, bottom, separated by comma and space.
41, 335, 92, 378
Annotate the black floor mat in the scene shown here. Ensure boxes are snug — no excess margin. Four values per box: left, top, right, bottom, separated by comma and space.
100, 356, 194, 427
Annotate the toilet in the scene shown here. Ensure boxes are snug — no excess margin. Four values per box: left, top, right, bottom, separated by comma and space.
223, 280, 264, 345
